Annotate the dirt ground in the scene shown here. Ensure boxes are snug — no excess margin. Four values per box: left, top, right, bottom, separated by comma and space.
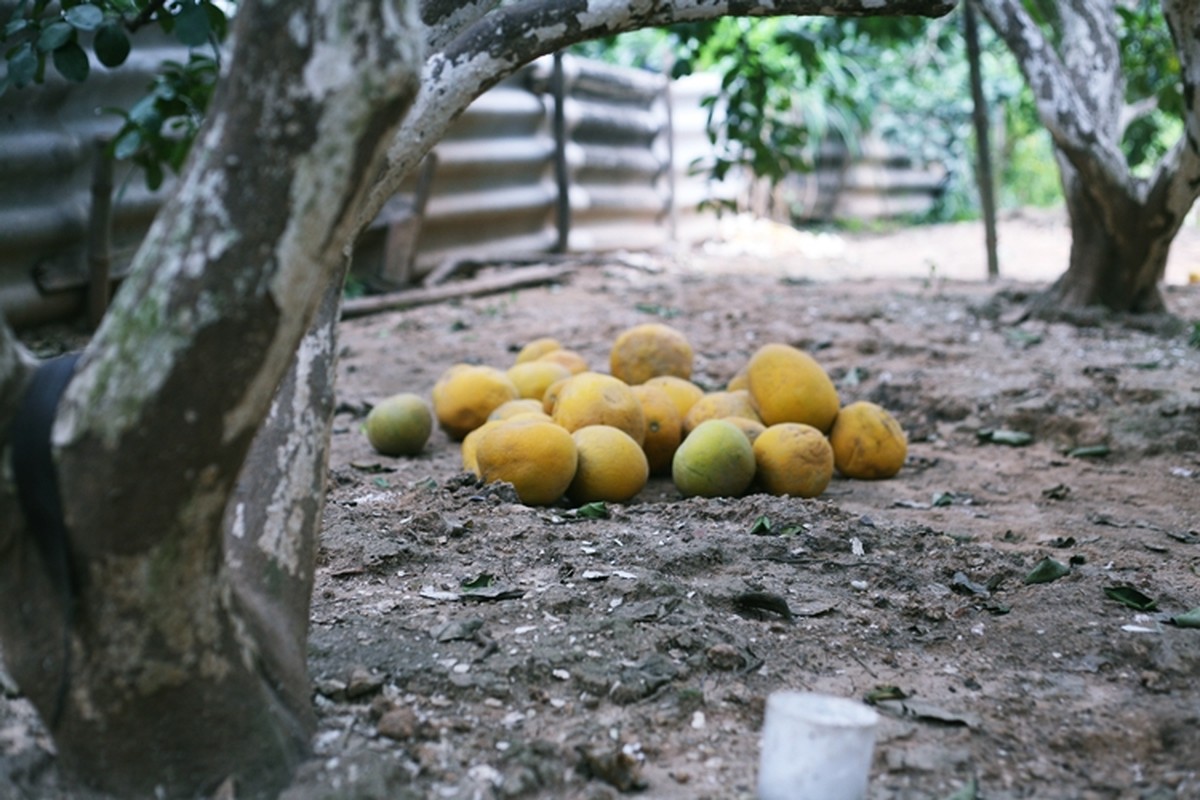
6, 213, 1200, 799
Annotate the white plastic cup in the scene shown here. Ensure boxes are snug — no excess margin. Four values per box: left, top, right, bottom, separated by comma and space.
757, 691, 879, 800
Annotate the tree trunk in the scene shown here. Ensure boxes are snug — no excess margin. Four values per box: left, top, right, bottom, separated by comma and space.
1043, 166, 1173, 312
0, 3, 421, 797
977, 0, 1200, 314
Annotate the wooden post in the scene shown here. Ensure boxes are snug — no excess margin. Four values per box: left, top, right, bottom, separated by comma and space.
964, 0, 1000, 280
552, 51, 571, 253
86, 139, 114, 328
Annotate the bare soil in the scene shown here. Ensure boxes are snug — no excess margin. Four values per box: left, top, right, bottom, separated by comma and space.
6, 215, 1200, 799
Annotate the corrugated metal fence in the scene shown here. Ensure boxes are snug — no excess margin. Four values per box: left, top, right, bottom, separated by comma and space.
1, 46, 942, 328
352, 54, 683, 291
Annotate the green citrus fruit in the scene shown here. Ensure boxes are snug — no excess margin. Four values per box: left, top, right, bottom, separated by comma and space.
365, 393, 433, 456
671, 419, 757, 498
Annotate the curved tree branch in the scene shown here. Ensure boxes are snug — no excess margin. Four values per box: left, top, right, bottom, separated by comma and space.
1151, 0, 1200, 229
975, 0, 1134, 201
361, 0, 957, 226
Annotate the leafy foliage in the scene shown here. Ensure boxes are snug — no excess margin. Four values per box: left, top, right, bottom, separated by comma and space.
1, 0, 231, 188
1116, 0, 1183, 173
582, 15, 1048, 221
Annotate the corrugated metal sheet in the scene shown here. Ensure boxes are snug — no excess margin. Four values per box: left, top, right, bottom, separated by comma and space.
785, 135, 948, 222
353, 54, 678, 288
2, 37, 946, 326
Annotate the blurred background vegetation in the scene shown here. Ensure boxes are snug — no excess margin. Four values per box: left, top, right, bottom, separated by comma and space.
2, 1, 1182, 226
575, 0, 1180, 226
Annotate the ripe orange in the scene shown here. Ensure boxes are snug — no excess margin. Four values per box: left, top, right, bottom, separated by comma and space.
644, 375, 706, 421
551, 372, 646, 445
671, 419, 757, 498
745, 343, 840, 433
541, 375, 572, 415
461, 419, 505, 476
514, 337, 563, 364
721, 416, 766, 446
474, 417, 578, 505
630, 384, 683, 474
752, 423, 834, 498
488, 399, 548, 422
610, 323, 694, 385
364, 393, 433, 456
828, 401, 907, 479
567, 425, 649, 504
431, 364, 520, 440
682, 390, 761, 435
506, 360, 573, 401
726, 368, 749, 392
536, 348, 589, 375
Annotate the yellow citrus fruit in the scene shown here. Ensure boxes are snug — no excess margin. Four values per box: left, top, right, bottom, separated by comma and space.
726, 370, 749, 392
536, 348, 589, 375
721, 416, 766, 446
506, 360, 573, 401
644, 375, 706, 421
364, 393, 433, 456
609, 323, 694, 385
475, 417, 578, 505
431, 363, 470, 408
671, 419, 757, 498
461, 419, 506, 476
746, 343, 840, 433
488, 399, 548, 422
514, 337, 562, 364
431, 364, 520, 441
752, 423, 834, 498
630, 384, 683, 474
683, 390, 761, 435
541, 375, 572, 415
829, 401, 908, 479
567, 425, 650, 504
551, 372, 646, 445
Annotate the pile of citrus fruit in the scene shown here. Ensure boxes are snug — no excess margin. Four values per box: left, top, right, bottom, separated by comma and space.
365, 322, 908, 507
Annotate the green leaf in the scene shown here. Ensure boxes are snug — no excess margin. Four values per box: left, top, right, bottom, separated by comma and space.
4, 17, 31, 36
1169, 607, 1200, 628
574, 502, 609, 520
1068, 445, 1110, 459
112, 129, 142, 160
1103, 586, 1158, 612
173, 1, 212, 47
94, 21, 130, 68
460, 573, 496, 591
980, 429, 1033, 447
749, 515, 772, 535
7, 42, 39, 88
36, 21, 74, 52
64, 4, 104, 32
51, 41, 89, 82
864, 685, 908, 704
1023, 557, 1070, 585
128, 93, 162, 127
